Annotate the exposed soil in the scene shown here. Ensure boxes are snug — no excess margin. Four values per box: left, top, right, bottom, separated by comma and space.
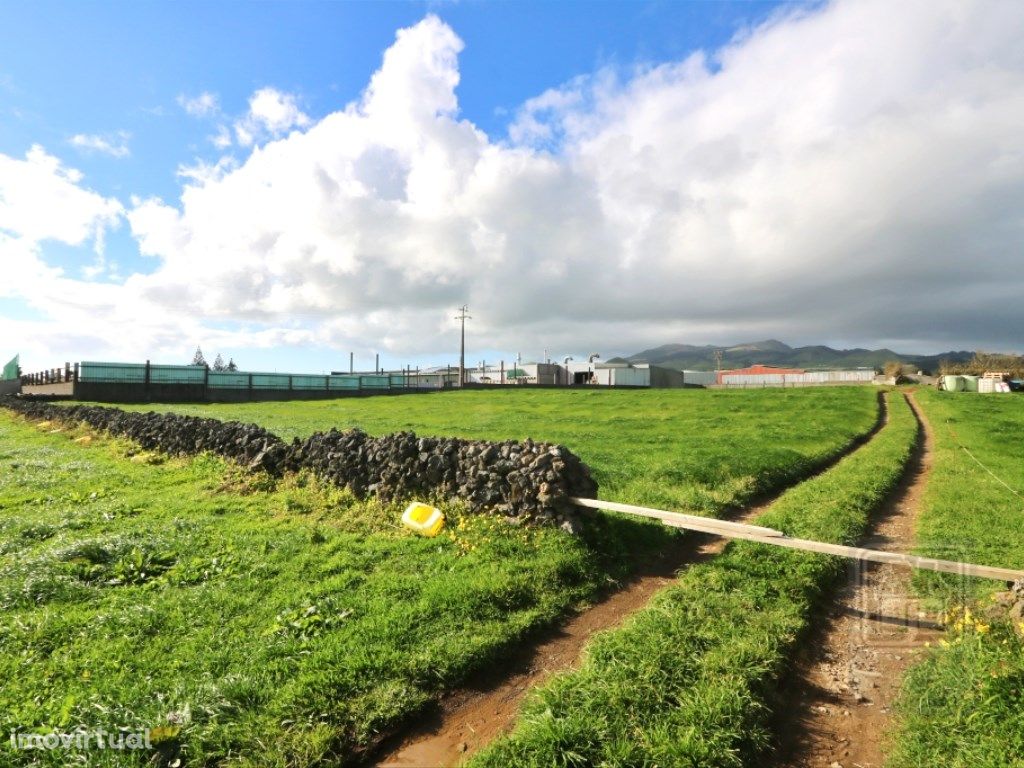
772, 392, 941, 768
370, 396, 888, 768
372, 521, 747, 768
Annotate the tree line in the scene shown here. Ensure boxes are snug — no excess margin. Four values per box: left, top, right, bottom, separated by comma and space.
939, 351, 1024, 379
190, 347, 237, 372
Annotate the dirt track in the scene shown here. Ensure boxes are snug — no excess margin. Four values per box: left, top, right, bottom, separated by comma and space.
373, 516, 761, 767
370, 396, 888, 768
772, 392, 941, 768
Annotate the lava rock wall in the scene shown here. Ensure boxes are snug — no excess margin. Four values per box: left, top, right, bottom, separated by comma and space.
2, 397, 596, 530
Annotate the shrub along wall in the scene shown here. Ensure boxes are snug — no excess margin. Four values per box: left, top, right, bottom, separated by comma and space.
1, 397, 597, 530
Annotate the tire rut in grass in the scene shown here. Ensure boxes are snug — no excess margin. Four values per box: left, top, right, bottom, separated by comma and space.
371, 507, 762, 768
770, 392, 941, 768
368, 394, 889, 768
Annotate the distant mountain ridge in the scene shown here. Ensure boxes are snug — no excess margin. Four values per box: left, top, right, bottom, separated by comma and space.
614, 339, 973, 373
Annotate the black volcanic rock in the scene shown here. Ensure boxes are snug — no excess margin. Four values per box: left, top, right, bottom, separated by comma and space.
2, 397, 597, 531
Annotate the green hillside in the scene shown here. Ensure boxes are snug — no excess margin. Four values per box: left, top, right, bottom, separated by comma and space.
619, 339, 972, 372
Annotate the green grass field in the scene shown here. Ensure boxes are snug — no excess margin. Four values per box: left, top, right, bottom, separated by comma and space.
1, 388, 879, 766
472, 392, 919, 768
887, 390, 1024, 768
0, 413, 662, 767
106, 387, 880, 514
910, 389, 1024, 601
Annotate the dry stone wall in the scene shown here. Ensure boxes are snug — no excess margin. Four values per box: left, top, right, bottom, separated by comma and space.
2, 397, 597, 531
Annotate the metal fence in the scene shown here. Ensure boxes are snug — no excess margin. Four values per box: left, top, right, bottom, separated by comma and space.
77, 361, 404, 395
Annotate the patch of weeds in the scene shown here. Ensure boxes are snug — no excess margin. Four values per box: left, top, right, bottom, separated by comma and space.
19, 523, 57, 542
268, 596, 356, 643
166, 551, 242, 586
57, 536, 178, 586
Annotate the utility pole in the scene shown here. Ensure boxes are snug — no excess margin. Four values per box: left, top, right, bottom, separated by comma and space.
455, 305, 471, 387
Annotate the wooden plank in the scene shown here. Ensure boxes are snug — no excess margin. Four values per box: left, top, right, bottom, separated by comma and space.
570, 497, 785, 538
572, 497, 1024, 583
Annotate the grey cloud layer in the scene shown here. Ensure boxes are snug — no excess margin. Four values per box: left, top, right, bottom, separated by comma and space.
4, 0, 1024, 363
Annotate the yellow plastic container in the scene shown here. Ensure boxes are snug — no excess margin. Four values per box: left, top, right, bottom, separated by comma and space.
402, 502, 445, 537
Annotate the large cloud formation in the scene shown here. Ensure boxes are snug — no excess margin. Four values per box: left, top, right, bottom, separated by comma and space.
4, 0, 1024, 364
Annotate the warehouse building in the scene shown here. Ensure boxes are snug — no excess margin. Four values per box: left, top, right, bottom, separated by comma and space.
716, 364, 876, 387
564, 361, 687, 387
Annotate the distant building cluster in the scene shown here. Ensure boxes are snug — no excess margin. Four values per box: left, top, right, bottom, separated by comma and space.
715, 365, 875, 387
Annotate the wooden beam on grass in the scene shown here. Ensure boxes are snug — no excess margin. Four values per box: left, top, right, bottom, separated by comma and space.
571, 497, 1024, 583
570, 497, 786, 538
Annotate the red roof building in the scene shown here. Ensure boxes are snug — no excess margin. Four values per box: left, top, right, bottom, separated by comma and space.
717, 364, 805, 384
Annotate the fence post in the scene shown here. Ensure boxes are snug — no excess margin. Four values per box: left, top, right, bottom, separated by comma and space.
73, 363, 79, 384
288, 375, 293, 392
203, 365, 209, 401
144, 359, 151, 399
248, 373, 253, 401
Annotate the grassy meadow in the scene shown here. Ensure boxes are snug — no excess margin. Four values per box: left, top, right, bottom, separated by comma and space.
887, 390, 1024, 768
0, 413, 662, 767
2, 388, 880, 766
471, 392, 919, 768
105, 387, 881, 514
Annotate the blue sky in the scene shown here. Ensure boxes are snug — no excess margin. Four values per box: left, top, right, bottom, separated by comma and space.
0, 0, 783, 371
1, 0, 1022, 372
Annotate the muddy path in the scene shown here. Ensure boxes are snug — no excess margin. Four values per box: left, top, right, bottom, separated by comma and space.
369, 395, 889, 768
373, 510, 758, 767
771, 392, 940, 768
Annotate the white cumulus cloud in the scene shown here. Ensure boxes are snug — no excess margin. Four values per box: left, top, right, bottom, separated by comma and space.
125, 4, 1024, 358
7, 1, 1024, 368
234, 87, 310, 146
177, 91, 220, 118
69, 132, 131, 158
0, 145, 123, 246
